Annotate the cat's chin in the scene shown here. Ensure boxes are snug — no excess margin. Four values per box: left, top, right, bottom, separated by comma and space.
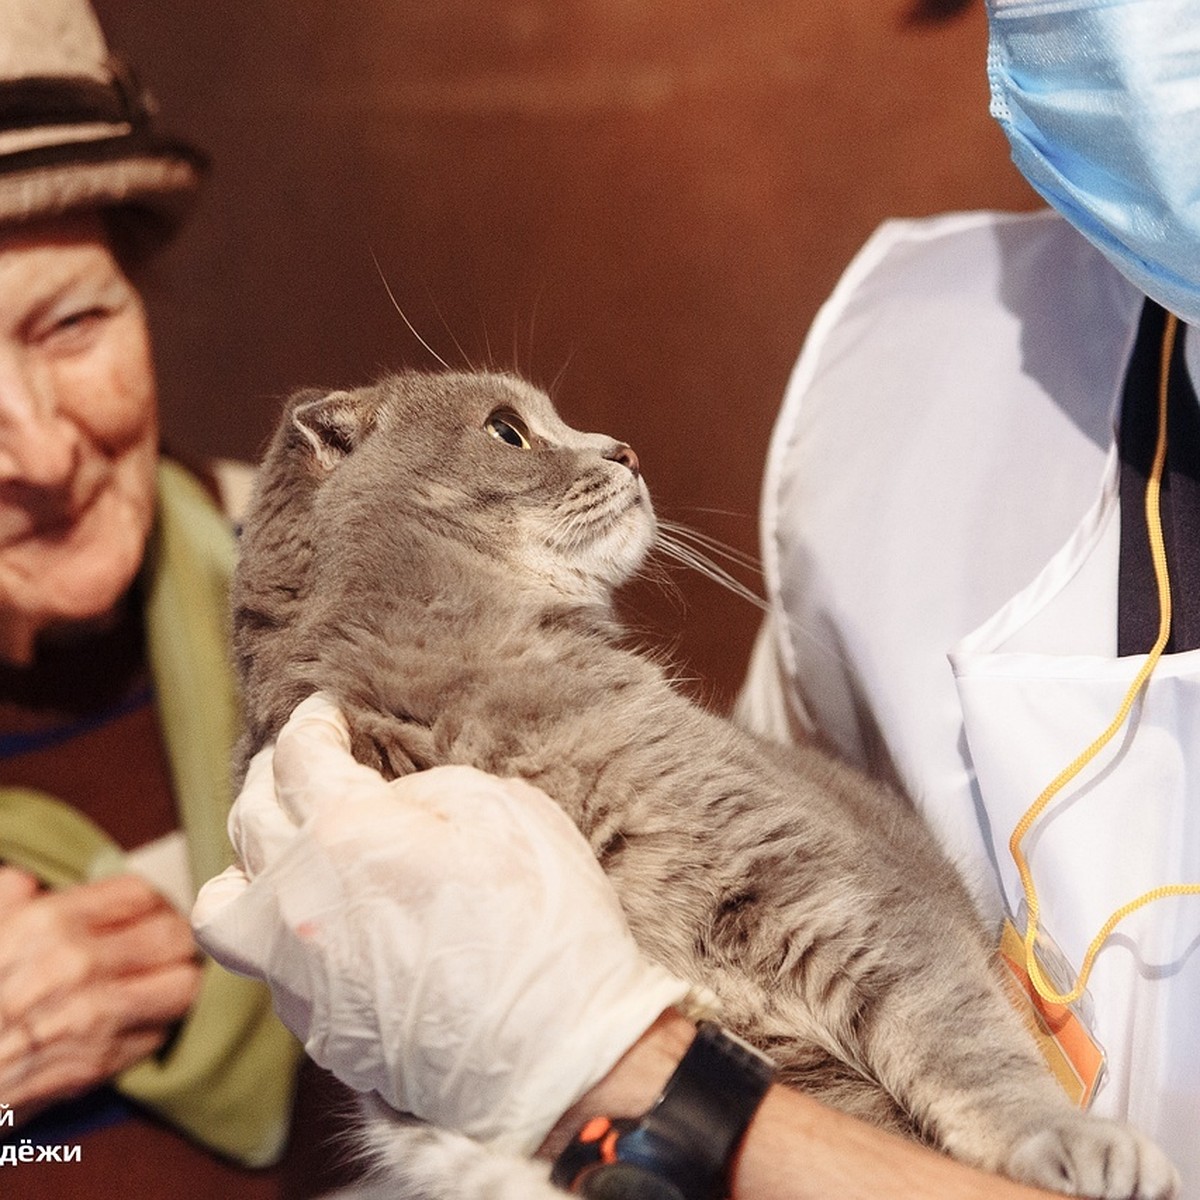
530, 496, 655, 604
583, 509, 656, 592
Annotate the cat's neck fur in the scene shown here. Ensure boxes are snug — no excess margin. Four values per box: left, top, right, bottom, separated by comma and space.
233, 460, 635, 774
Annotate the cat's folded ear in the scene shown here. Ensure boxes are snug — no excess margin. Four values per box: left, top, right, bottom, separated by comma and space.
291, 388, 376, 471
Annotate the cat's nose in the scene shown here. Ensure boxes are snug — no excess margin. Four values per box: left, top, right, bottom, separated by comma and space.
606, 443, 640, 477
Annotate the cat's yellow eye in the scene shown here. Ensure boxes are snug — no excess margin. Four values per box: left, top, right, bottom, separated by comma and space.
484, 410, 532, 449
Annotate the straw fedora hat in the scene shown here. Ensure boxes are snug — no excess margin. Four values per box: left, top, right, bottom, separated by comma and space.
0, 0, 205, 245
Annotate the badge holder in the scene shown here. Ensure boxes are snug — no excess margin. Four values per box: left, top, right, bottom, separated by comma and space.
998, 909, 1106, 1109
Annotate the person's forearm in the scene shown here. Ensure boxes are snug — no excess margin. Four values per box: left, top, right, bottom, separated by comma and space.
541, 1009, 1062, 1200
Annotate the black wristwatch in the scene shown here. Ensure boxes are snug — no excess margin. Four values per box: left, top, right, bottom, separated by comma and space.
551, 1022, 776, 1200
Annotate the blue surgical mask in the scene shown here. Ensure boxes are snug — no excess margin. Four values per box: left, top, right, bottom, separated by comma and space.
986, 0, 1200, 325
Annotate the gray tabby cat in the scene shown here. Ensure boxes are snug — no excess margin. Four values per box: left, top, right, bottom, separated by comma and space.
232, 369, 1178, 1200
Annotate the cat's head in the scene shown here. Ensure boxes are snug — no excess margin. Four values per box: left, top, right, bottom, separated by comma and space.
266, 369, 654, 611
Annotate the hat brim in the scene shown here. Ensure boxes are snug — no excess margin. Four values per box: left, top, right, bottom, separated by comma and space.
0, 126, 207, 247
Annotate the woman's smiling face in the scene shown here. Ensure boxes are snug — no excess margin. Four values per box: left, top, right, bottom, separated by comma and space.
0, 212, 159, 666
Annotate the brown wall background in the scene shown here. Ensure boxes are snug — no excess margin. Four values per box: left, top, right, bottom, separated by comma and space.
91, 0, 1037, 708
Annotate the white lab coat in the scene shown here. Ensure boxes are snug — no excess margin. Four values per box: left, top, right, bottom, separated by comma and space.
737, 209, 1200, 1195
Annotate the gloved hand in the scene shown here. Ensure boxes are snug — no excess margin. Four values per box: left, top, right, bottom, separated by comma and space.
192, 694, 693, 1155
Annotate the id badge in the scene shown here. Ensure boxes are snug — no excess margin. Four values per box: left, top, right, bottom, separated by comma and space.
997, 915, 1108, 1109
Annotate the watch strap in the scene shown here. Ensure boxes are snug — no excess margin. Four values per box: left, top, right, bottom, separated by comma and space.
552, 1022, 775, 1199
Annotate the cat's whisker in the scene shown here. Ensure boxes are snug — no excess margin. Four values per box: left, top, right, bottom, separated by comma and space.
371, 250, 454, 372
633, 555, 689, 615
427, 291, 476, 372
657, 523, 850, 668
479, 314, 494, 371
676, 504, 759, 521
653, 526, 769, 613
551, 489, 629, 552
549, 349, 576, 399
522, 284, 547, 382
511, 312, 520, 377
657, 519, 763, 574
549, 505, 596, 550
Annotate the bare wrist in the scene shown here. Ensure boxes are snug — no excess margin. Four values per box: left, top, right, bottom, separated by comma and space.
537, 1008, 697, 1161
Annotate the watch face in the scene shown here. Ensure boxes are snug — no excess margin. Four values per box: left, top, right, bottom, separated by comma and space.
579, 1163, 687, 1200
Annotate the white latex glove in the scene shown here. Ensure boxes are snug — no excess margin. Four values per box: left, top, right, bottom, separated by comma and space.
192, 694, 692, 1155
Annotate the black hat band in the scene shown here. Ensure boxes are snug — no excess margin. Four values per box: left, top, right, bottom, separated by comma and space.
0, 60, 150, 136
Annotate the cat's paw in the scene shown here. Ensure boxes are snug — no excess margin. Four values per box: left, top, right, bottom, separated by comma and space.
1004, 1115, 1179, 1199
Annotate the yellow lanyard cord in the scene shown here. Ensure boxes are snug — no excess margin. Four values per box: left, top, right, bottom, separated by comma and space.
1009, 310, 1200, 1006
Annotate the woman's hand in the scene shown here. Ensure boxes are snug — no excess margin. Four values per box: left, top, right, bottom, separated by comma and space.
0, 866, 201, 1116
193, 694, 692, 1155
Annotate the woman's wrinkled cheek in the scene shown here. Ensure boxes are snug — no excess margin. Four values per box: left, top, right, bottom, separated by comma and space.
63, 307, 158, 456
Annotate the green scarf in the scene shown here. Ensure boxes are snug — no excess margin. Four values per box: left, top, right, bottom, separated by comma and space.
0, 461, 301, 1167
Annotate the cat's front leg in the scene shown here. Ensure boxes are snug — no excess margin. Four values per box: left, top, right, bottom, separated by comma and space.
859, 938, 1178, 1199
1001, 1110, 1179, 1200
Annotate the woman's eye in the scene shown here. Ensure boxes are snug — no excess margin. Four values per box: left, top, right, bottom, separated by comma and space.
484, 411, 532, 449
39, 306, 108, 349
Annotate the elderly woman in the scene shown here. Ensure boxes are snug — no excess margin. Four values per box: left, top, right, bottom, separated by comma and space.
0, 1, 341, 1195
